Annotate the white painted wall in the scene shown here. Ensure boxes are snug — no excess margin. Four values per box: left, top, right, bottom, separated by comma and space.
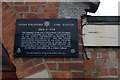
83, 25, 119, 46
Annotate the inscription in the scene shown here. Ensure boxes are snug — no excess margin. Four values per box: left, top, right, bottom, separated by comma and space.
14, 19, 78, 57
21, 32, 71, 49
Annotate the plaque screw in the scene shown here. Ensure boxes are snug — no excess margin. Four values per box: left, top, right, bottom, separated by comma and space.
17, 48, 21, 53
71, 49, 75, 53
44, 21, 50, 27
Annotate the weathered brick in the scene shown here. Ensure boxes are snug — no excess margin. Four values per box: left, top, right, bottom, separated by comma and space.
2, 37, 11, 47
84, 75, 96, 79
2, 72, 18, 79
17, 72, 28, 78
2, 3, 9, 12
16, 67, 23, 74
21, 58, 33, 63
116, 51, 120, 59
2, 27, 15, 41
64, 58, 71, 61
98, 68, 109, 76
95, 59, 105, 67
6, 43, 14, 52
72, 72, 83, 78
14, 2, 25, 5
83, 59, 94, 67
8, 2, 14, 5
23, 13, 45, 18
9, 54, 14, 61
35, 64, 45, 71
110, 68, 118, 76
2, 8, 14, 20
102, 53, 109, 59
21, 61, 34, 70
14, 6, 29, 12
71, 54, 83, 61
29, 6, 39, 12
45, 58, 64, 62
47, 63, 57, 70
24, 2, 46, 5
26, 67, 37, 76
14, 59, 23, 68
58, 63, 83, 70
44, 5, 57, 11
46, 12, 57, 18
2, 2, 7, 9
51, 72, 71, 78
91, 52, 97, 58
3, 20, 15, 32
33, 58, 43, 65
2, 14, 16, 27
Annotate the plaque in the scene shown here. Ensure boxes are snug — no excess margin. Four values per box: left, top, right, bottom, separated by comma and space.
14, 19, 78, 57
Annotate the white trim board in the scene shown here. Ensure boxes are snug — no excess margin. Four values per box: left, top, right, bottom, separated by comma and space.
83, 25, 119, 46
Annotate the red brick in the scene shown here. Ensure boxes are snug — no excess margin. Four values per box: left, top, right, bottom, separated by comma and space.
116, 52, 120, 59
91, 52, 97, 58
2, 37, 11, 47
65, 58, 71, 61
3, 20, 15, 33
2, 8, 14, 20
44, 5, 57, 11
26, 67, 37, 76
33, 58, 43, 65
102, 53, 109, 59
14, 2, 25, 5
23, 13, 45, 18
21, 61, 34, 70
71, 54, 83, 61
8, 2, 14, 5
2, 27, 15, 41
2, 3, 7, 9
35, 64, 45, 71
17, 72, 28, 78
2, 14, 16, 27
24, 2, 46, 5
2, 72, 18, 79
84, 75, 96, 79
72, 72, 83, 78
45, 58, 64, 62
9, 33, 15, 41
58, 63, 83, 70
6, 43, 14, 52
110, 68, 117, 76
21, 58, 33, 63
98, 68, 109, 76
9, 53, 14, 61
83, 59, 94, 67
16, 67, 23, 74
47, 63, 57, 70
29, 6, 40, 12
2, 3, 9, 12
14, 6, 29, 12
14, 58, 22, 65
9, 50, 14, 56
95, 60, 104, 67
46, 12, 57, 18
51, 72, 71, 78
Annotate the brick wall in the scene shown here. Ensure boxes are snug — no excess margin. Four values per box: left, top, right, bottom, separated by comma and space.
2, 2, 119, 79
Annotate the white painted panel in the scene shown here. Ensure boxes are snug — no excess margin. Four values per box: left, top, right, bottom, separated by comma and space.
83, 25, 119, 46
25, 70, 50, 78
